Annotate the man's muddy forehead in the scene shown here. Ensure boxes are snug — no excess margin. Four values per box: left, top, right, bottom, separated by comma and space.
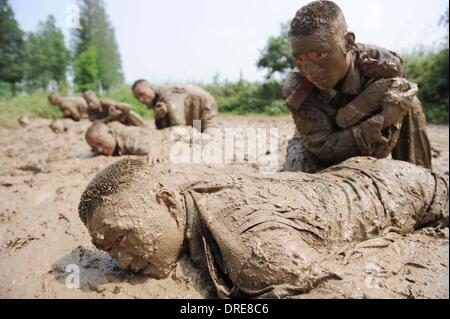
291, 33, 337, 56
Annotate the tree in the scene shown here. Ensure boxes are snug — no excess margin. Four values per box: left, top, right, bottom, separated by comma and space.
0, 0, 25, 95
72, 0, 124, 91
257, 22, 295, 80
24, 15, 70, 90
405, 7, 449, 123
74, 45, 100, 92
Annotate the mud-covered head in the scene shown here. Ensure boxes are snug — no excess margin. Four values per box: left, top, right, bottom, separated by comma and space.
48, 93, 60, 105
18, 115, 30, 127
132, 79, 156, 107
50, 119, 66, 134
85, 121, 117, 156
83, 90, 101, 110
289, 1, 355, 90
78, 159, 186, 278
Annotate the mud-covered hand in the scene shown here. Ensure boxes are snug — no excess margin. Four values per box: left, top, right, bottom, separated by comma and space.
359, 114, 388, 145
336, 79, 392, 129
146, 147, 167, 166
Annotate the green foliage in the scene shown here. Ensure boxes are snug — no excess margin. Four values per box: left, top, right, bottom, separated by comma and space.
24, 15, 70, 90
257, 21, 295, 80
404, 8, 449, 123
74, 46, 100, 92
72, 0, 124, 90
203, 79, 288, 115
0, 0, 25, 94
0, 94, 62, 128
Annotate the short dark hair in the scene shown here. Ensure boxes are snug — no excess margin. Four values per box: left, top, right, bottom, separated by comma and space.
131, 79, 150, 91
289, 1, 347, 39
78, 159, 145, 225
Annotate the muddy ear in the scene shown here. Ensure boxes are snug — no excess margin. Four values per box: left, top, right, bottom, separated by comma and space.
156, 189, 186, 230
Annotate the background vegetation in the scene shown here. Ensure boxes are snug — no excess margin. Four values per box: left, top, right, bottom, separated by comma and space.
0, 0, 448, 127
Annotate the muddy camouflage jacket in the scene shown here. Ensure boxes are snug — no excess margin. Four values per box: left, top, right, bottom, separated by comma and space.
151, 85, 218, 132
283, 43, 431, 169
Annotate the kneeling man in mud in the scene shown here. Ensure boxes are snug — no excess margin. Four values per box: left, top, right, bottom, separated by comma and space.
132, 80, 218, 132
283, 1, 432, 173
83, 91, 145, 127
79, 157, 448, 298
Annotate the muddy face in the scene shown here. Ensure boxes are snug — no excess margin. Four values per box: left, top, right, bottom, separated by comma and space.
48, 94, 60, 106
291, 25, 351, 90
50, 120, 65, 134
132, 83, 156, 107
86, 132, 117, 156
84, 95, 102, 110
85, 122, 117, 156
18, 115, 30, 127
86, 179, 185, 279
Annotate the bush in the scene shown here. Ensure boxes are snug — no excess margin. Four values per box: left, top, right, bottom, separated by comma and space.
405, 47, 449, 123
202, 79, 288, 115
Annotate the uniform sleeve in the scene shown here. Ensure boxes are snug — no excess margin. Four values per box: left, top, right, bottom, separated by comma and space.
335, 77, 415, 129
293, 103, 363, 164
201, 98, 218, 131
282, 67, 304, 100
357, 43, 405, 79
293, 93, 402, 164
64, 103, 81, 121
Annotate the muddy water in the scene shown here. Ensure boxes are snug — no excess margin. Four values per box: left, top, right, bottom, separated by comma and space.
0, 116, 448, 298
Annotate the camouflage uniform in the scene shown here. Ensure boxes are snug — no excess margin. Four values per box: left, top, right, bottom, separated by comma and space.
283, 43, 432, 173
150, 85, 218, 132
185, 157, 448, 298
107, 122, 164, 156
58, 97, 88, 122
87, 98, 145, 127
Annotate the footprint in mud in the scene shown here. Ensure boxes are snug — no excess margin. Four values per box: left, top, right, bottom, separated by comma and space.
1, 236, 39, 253
51, 246, 121, 293
26, 188, 57, 207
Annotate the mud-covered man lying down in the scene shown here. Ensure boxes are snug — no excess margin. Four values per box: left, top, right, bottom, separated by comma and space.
78, 157, 448, 298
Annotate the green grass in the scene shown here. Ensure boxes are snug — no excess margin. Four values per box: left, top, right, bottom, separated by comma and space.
0, 95, 62, 128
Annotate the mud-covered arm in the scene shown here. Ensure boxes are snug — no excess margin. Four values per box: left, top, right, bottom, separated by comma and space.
357, 43, 405, 79
294, 99, 400, 163
62, 103, 81, 121
201, 100, 219, 131
293, 105, 363, 164
283, 68, 395, 162
100, 100, 129, 123
336, 78, 418, 129
114, 102, 132, 115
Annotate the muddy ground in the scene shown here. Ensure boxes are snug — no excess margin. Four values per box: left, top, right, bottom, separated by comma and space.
0, 116, 448, 299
